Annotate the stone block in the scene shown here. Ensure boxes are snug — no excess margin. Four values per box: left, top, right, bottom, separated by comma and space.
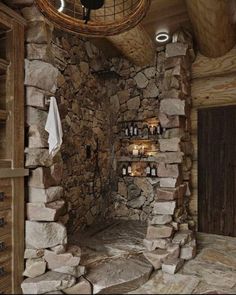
180, 240, 196, 260
167, 243, 180, 259
118, 181, 128, 198
26, 87, 46, 110
127, 96, 140, 110
24, 249, 44, 259
25, 60, 58, 93
27, 200, 65, 221
23, 258, 46, 278
44, 250, 81, 270
21, 271, 76, 294
26, 20, 53, 44
127, 195, 146, 209
54, 265, 85, 278
154, 152, 184, 164
154, 187, 178, 201
26, 106, 47, 127
160, 99, 186, 116
158, 112, 181, 128
143, 82, 159, 98
28, 187, 63, 203
25, 148, 53, 168
144, 67, 155, 79
166, 43, 188, 58
143, 238, 169, 251
144, 249, 169, 269
146, 225, 173, 239
172, 230, 193, 246
153, 201, 176, 215
162, 257, 184, 274
110, 95, 120, 112
160, 178, 179, 188
134, 72, 149, 89
21, 6, 45, 22
157, 163, 179, 178
149, 215, 172, 225
159, 138, 181, 152
27, 44, 51, 62
26, 221, 67, 249
63, 277, 92, 294
28, 125, 48, 148
50, 245, 66, 255
28, 167, 59, 189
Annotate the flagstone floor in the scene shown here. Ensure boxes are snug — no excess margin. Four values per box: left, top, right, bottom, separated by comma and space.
131, 232, 236, 294
70, 221, 236, 294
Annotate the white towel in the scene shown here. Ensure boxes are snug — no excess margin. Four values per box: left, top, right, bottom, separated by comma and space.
45, 97, 63, 157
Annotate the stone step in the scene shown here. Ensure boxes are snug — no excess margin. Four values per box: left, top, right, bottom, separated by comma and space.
162, 257, 184, 274
85, 254, 153, 294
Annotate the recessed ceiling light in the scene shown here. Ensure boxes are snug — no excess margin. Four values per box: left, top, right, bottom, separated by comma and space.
58, 0, 65, 12
155, 32, 170, 43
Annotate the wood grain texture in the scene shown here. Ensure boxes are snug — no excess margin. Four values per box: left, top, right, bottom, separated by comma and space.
192, 74, 236, 108
107, 24, 155, 66
185, 0, 236, 57
192, 46, 236, 79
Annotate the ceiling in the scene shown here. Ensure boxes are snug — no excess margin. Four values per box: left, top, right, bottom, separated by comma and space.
91, 0, 192, 57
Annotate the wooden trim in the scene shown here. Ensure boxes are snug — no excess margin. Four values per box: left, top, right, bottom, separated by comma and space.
11, 21, 25, 294
35, 0, 151, 37
0, 2, 27, 25
0, 168, 29, 178
0, 110, 8, 121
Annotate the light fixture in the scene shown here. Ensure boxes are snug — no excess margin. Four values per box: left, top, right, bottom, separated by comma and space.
58, 0, 65, 12
35, 0, 151, 37
155, 32, 170, 43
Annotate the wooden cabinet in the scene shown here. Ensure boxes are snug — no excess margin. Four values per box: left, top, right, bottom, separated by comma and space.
0, 3, 27, 294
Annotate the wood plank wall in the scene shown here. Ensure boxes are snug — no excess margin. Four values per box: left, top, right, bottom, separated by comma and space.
191, 46, 236, 227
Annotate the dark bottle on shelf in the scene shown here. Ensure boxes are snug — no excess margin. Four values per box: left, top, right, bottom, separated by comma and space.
146, 163, 151, 177
127, 162, 132, 176
125, 124, 129, 137
151, 164, 157, 177
157, 122, 161, 135
129, 122, 134, 137
133, 123, 138, 136
122, 164, 127, 176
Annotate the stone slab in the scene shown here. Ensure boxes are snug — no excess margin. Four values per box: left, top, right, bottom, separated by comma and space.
86, 255, 153, 294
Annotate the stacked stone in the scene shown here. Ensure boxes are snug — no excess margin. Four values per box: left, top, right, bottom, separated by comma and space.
143, 31, 196, 274
21, 6, 90, 294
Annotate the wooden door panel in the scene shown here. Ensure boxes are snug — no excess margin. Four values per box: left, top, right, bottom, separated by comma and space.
198, 105, 236, 237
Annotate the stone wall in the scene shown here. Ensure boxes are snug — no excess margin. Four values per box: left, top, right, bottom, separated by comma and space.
107, 31, 195, 228
21, 4, 118, 293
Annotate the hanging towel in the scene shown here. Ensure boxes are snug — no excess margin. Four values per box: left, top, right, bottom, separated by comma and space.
45, 97, 63, 157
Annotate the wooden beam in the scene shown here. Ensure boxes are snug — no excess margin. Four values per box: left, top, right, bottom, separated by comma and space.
107, 24, 155, 66
192, 74, 236, 108
185, 0, 236, 57
192, 46, 236, 79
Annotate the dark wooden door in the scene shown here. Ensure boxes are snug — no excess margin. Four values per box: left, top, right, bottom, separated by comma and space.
198, 105, 236, 237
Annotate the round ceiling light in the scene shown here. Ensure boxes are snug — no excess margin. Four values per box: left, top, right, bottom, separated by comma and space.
155, 32, 170, 43
35, 0, 151, 37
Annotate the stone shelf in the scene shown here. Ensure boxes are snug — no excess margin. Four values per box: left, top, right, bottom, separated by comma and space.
119, 136, 160, 142
118, 156, 158, 162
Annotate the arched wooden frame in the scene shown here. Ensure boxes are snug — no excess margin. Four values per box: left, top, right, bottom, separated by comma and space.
35, 0, 151, 37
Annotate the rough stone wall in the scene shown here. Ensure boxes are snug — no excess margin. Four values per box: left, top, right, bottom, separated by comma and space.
23, 5, 119, 233
107, 31, 195, 228
21, 4, 118, 293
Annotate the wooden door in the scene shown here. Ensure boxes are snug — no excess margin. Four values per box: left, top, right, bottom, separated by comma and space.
198, 105, 236, 237
0, 3, 27, 294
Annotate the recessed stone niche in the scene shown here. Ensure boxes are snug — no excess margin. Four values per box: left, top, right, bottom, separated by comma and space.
21, 3, 196, 294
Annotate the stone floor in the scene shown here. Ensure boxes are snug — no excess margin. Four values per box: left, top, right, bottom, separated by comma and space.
70, 221, 236, 294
